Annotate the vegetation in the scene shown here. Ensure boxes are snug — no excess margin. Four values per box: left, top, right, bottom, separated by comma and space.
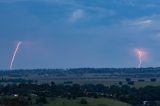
45, 97, 131, 106
0, 68, 160, 87
0, 82, 159, 106
0, 68, 160, 106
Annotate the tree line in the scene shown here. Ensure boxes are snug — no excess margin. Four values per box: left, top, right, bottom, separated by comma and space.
0, 82, 160, 106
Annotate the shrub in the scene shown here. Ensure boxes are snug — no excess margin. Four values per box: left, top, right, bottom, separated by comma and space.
150, 78, 157, 82
80, 98, 88, 104
125, 78, 131, 82
127, 81, 134, 85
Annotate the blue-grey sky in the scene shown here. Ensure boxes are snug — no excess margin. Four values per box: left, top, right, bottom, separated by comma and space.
1, 0, 160, 69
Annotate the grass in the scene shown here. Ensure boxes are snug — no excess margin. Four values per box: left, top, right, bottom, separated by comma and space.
44, 97, 132, 106
3, 74, 160, 88
133, 81, 160, 88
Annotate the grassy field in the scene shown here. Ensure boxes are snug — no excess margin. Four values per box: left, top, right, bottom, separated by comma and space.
43, 97, 132, 106
32, 78, 160, 88
2, 75, 160, 88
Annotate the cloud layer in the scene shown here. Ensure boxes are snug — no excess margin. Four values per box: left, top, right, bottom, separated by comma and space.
1, 0, 160, 69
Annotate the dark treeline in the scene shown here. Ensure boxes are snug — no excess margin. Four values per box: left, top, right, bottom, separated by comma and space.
1, 67, 160, 76
0, 82, 160, 106
0, 78, 37, 84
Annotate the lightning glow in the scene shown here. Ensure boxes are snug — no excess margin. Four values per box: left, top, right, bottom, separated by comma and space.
10, 41, 22, 70
134, 48, 147, 68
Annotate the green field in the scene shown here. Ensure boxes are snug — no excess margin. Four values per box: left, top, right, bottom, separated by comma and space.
2, 76, 160, 88
42, 97, 132, 106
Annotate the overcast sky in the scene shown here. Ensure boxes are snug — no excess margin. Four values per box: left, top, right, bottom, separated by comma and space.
1, 0, 160, 69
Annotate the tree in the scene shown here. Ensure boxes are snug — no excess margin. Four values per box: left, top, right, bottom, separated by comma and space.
80, 98, 88, 104
118, 81, 123, 86
51, 81, 56, 87
125, 78, 131, 82
138, 79, 145, 82
150, 78, 157, 82
36, 96, 47, 104
8, 97, 29, 106
127, 81, 134, 85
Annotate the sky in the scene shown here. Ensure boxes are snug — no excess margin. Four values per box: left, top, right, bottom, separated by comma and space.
1, 0, 160, 69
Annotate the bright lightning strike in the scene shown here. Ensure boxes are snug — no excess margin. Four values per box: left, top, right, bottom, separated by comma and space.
10, 41, 22, 70
134, 48, 147, 68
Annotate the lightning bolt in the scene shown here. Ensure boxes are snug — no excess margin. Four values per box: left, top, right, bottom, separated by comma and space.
10, 41, 22, 70
137, 50, 142, 68
134, 48, 147, 68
